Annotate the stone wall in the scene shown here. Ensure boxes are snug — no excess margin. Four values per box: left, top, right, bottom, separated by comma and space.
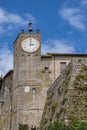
0, 77, 3, 107
40, 58, 87, 130
0, 70, 13, 130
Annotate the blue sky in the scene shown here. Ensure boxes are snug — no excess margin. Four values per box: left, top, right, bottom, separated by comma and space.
0, 0, 87, 75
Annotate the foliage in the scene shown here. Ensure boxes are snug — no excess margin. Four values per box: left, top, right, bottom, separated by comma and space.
46, 120, 87, 130
47, 122, 68, 130
73, 64, 87, 90
19, 124, 28, 130
68, 115, 87, 130
62, 97, 67, 105
66, 68, 71, 76
52, 102, 58, 114
74, 73, 87, 90
83, 65, 87, 71
62, 68, 71, 94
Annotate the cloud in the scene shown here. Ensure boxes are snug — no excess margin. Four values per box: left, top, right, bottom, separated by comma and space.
59, 7, 85, 30
0, 8, 36, 34
0, 8, 25, 25
81, 0, 87, 6
0, 44, 13, 75
42, 39, 75, 54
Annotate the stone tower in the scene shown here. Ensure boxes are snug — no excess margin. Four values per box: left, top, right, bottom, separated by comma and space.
13, 22, 46, 130
1, 22, 87, 130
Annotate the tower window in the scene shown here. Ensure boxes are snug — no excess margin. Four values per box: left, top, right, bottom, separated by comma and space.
32, 88, 36, 94
60, 62, 66, 72
44, 67, 49, 72
22, 54, 24, 56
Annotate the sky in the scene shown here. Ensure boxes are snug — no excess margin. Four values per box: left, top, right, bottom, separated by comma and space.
0, 0, 87, 75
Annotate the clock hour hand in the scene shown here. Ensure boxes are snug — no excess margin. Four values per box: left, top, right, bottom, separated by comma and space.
30, 44, 34, 46
29, 43, 34, 46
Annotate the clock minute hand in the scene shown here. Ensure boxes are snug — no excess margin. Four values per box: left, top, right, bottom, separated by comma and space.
30, 37, 31, 45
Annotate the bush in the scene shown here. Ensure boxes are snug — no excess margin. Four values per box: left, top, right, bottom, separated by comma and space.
46, 120, 87, 130
52, 102, 58, 115
19, 124, 28, 130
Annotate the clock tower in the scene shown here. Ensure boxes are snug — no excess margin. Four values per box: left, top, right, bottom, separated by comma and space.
13, 22, 44, 130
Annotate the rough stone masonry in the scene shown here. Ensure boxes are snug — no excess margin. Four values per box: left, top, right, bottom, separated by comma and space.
40, 58, 87, 130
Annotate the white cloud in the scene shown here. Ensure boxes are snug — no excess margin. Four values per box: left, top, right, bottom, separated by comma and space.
59, 7, 85, 30
42, 39, 75, 54
0, 44, 13, 75
0, 8, 36, 33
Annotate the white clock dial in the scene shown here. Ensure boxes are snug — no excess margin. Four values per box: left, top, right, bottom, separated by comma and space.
21, 37, 40, 53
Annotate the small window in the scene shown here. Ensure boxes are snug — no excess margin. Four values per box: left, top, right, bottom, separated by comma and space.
60, 62, 66, 72
44, 67, 49, 72
32, 88, 36, 94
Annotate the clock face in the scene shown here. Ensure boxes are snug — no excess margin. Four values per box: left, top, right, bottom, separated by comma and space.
21, 37, 40, 53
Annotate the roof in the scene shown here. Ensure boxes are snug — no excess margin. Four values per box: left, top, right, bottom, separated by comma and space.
47, 53, 87, 57
41, 54, 52, 58
3, 70, 13, 79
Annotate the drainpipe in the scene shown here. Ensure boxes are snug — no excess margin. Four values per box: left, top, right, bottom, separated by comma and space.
54, 55, 55, 81
9, 86, 13, 130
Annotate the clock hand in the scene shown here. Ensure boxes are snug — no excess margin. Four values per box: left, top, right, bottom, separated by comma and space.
30, 44, 34, 45
29, 43, 34, 46
30, 37, 31, 45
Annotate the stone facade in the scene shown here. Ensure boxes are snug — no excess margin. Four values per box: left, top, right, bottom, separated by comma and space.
12, 30, 73, 130
0, 25, 87, 130
0, 70, 13, 130
40, 59, 87, 130
0, 76, 3, 119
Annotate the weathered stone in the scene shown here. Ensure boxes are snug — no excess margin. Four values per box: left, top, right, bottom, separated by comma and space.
1, 27, 87, 130
40, 59, 87, 130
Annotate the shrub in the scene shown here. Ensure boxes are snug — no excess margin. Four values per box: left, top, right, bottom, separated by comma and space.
52, 102, 58, 115
46, 120, 87, 130
19, 124, 28, 130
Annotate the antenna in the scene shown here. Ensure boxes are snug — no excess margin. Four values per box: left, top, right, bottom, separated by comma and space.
28, 21, 33, 32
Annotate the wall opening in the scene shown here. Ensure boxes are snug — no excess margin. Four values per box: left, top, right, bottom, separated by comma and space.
19, 124, 28, 130
60, 62, 66, 72
32, 88, 36, 94
31, 128, 36, 130
44, 66, 49, 72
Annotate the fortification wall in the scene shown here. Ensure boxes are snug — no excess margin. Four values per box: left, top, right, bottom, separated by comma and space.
40, 58, 87, 130
0, 71, 13, 130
